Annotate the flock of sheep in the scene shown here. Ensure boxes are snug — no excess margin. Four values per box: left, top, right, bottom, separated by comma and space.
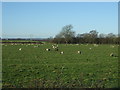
12, 43, 118, 57
46, 44, 65, 54
46, 44, 83, 55
45, 44, 118, 57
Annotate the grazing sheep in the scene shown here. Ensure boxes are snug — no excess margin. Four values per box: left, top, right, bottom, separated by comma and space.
60, 51, 64, 54
52, 44, 58, 48
55, 44, 58, 48
53, 46, 55, 49
93, 44, 98, 47
110, 53, 114, 57
77, 51, 82, 54
52, 44, 59, 51
110, 45, 115, 48
52, 45, 55, 49
34, 46, 38, 48
19, 48, 22, 51
46, 48, 50, 51
54, 46, 58, 50
89, 48, 92, 50
110, 53, 118, 57
112, 46, 115, 48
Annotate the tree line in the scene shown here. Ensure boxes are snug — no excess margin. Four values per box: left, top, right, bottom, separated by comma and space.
49, 24, 120, 44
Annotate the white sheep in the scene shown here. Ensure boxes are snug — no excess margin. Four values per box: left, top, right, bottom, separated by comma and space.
60, 51, 64, 54
46, 48, 50, 51
19, 48, 22, 51
52, 45, 55, 48
34, 46, 38, 48
55, 48, 58, 51
52, 44, 58, 48
89, 48, 92, 50
52, 44, 59, 51
110, 53, 114, 56
110, 53, 118, 57
112, 46, 115, 48
93, 44, 98, 47
77, 51, 82, 54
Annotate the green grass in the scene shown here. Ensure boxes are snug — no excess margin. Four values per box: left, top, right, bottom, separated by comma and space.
1, 40, 42, 43
2, 43, 119, 88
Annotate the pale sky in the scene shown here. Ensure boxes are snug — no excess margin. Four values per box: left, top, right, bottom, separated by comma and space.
2, 2, 118, 38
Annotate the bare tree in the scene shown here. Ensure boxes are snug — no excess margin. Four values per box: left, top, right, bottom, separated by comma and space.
89, 30, 98, 43
55, 24, 75, 44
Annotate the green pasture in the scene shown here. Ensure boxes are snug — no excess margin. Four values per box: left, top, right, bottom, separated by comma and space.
2, 43, 119, 88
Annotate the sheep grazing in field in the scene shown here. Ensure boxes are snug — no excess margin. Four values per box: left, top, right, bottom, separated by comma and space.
77, 51, 82, 54
52, 45, 54, 49
93, 44, 98, 47
52, 44, 58, 48
89, 48, 92, 50
112, 46, 115, 48
52, 44, 55, 48
52, 44, 59, 51
111, 45, 115, 48
110, 45, 115, 48
54, 46, 59, 51
19, 48, 22, 51
60, 51, 64, 54
55, 47, 59, 51
34, 46, 38, 48
46, 48, 50, 51
110, 53, 114, 57
110, 53, 118, 57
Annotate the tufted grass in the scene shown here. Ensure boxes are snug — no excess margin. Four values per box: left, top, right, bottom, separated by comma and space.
2, 43, 119, 88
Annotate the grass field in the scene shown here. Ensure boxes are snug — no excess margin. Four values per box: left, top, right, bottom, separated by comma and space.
2, 43, 119, 88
